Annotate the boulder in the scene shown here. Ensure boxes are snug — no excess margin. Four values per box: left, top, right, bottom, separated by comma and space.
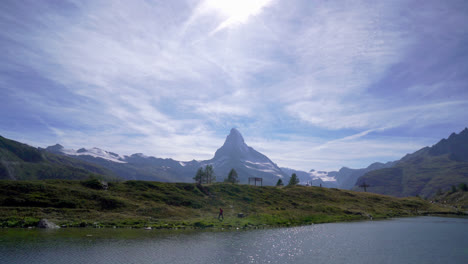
37, 219, 60, 229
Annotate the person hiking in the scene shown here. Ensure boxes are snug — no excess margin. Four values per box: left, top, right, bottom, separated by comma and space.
218, 208, 224, 220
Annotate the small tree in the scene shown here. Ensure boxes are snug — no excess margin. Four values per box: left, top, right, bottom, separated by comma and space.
205, 165, 216, 184
225, 168, 239, 184
193, 167, 204, 185
288, 173, 299, 186
276, 178, 284, 186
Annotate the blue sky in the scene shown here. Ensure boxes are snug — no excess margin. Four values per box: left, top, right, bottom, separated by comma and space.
1, 0, 467, 171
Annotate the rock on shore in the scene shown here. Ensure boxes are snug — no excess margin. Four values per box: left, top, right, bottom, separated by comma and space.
37, 219, 60, 229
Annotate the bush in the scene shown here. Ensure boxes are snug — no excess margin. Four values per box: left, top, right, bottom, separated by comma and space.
23, 217, 40, 227
82, 178, 106, 190
458, 183, 467, 192
99, 197, 125, 210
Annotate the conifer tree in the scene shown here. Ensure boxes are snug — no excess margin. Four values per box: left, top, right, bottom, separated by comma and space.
276, 178, 284, 186
288, 173, 299, 186
225, 168, 239, 184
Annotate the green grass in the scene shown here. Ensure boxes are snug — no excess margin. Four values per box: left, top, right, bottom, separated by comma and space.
0, 180, 459, 229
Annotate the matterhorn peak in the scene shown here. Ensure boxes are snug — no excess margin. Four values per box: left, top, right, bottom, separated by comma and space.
209, 128, 287, 184
213, 128, 250, 159
225, 128, 245, 145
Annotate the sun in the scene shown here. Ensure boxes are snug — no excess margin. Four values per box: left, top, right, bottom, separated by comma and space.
202, 0, 273, 32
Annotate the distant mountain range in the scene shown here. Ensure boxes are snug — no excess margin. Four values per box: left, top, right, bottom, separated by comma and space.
0, 128, 399, 188
44, 128, 307, 185
356, 128, 468, 197
3, 128, 466, 198
43, 128, 389, 187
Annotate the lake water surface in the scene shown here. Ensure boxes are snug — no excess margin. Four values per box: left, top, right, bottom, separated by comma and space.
1, 216, 467, 264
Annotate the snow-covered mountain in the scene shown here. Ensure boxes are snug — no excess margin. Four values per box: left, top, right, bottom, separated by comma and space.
46, 144, 127, 163
44, 129, 394, 187
45, 128, 287, 184
46, 144, 194, 182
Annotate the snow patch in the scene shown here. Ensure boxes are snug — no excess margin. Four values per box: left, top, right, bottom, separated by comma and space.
244, 165, 282, 176
62, 148, 127, 163
309, 170, 336, 182
243, 160, 275, 169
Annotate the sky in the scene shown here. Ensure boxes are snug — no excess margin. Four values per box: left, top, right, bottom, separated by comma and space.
1, 0, 467, 171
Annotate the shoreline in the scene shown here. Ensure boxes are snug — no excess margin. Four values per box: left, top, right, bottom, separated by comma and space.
1, 209, 465, 230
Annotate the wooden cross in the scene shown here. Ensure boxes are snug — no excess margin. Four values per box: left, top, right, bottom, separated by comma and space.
359, 182, 370, 192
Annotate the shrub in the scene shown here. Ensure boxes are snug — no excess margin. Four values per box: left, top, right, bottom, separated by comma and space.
99, 197, 125, 210
82, 178, 106, 190
458, 183, 467, 192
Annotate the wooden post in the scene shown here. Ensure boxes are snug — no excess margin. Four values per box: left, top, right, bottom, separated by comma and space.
359, 181, 370, 192
248, 177, 263, 186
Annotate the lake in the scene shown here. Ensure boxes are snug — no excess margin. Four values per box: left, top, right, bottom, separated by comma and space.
1, 216, 467, 264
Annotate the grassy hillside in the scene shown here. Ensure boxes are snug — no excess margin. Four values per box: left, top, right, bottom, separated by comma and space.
0, 180, 457, 229
0, 136, 118, 181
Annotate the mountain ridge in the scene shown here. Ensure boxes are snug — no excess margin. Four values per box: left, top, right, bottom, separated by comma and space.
44, 128, 387, 187
22, 129, 403, 186
41, 129, 289, 185
356, 128, 468, 197
0, 135, 117, 181
6, 127, 465, 195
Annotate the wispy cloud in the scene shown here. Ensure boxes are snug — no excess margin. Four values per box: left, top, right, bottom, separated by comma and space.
249, 133, 433, 171
1, 0, 467, 171
286, 99, 468, 130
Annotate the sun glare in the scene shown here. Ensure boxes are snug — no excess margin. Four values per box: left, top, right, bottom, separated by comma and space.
203, 0, 273, 32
